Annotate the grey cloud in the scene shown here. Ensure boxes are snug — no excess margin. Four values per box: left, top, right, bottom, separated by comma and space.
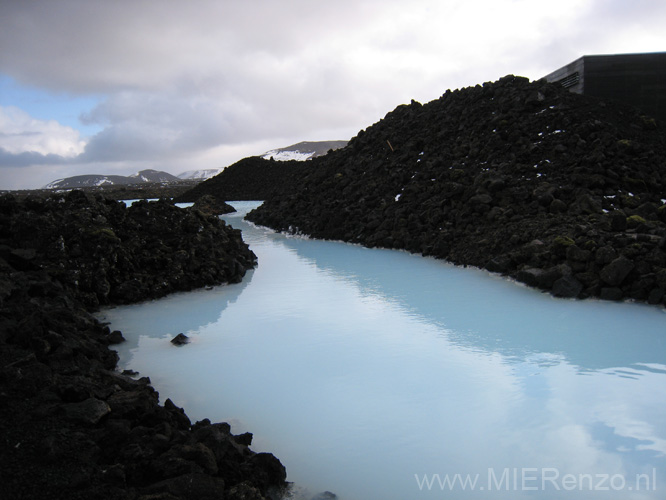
0, 0, 384, 93
77, 91, 255, 162
2, 0, 665, 190
75, 75, 367, 164
0, 131, 42, 139
0, 147, 71, 168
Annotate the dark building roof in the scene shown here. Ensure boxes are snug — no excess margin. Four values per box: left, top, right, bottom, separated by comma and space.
543, 52, 666, 124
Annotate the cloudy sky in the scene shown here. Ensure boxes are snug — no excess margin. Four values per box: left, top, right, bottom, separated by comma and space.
1, 0, 665, 190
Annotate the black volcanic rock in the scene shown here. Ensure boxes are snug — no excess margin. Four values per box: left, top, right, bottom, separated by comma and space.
247, 75, 666, 306
191, 194, 236, 215
1, 192, 256, 308
170, 333, 190, 346
0, 191, 286, 500
175, 156, 312, 202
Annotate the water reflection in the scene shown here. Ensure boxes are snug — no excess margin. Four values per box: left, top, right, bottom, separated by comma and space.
100, 270, 253, 351
272, 222, 666, 372
99, 200, 666, 500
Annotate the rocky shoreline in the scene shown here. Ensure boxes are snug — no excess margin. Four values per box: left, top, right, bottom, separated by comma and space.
247, 75, 666, 307
0, 191, 287, 499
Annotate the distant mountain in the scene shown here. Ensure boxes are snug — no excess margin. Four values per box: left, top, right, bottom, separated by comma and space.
128, 169, 180, 183
44, 141, 348, 190
44, 174, 133, 189
44, 169, 180, 189
177, 169, 223, 180
261, 140, 348, 161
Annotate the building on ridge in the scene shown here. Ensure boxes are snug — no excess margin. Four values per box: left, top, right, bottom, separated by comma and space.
543, 52, 666, 124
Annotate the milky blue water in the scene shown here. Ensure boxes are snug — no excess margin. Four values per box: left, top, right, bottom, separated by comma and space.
98, 201, 666, 500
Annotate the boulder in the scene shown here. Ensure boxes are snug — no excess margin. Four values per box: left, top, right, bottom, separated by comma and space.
62, 397, 111, 425
226, 482, 265, 500
140, 473, 226, 500
171, 333, 190, 346
600, 256, 635, 286
552, 275, 584, 298
106, 330, 126, 345
191, 194, 236, 215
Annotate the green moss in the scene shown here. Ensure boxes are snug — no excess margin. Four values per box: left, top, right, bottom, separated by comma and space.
620, 194, 639, 209
582, 239, 597, 251
657, 205, 666, 223
553, 235, 575, 247
640, 115, 657, 130
626, 214, 647, 228
552, 235, 575, 255
89, 227, 119, 241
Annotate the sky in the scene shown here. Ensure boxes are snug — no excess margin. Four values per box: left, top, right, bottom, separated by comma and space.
1, 0, 665, 190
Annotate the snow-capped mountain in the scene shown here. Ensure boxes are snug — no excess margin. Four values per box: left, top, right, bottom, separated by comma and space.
44, 141, 348, 189
261, 140, 348, 161
128, 169, 180, 183
44, 169, 180, 189
177, 169, 223, 180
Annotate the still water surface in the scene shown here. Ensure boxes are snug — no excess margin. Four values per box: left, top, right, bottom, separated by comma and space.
99, 201, 666, 500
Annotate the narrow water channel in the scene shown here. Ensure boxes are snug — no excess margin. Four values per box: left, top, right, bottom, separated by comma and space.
98, 201, 666, 500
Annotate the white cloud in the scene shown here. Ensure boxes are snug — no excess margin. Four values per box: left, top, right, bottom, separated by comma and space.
0, 106, 86, 157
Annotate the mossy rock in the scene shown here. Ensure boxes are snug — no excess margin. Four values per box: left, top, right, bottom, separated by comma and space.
552, 235, 574, 247
582, 239, 597, 251
640, 115, 658, 130
88, 227, 120, 242
551, 235, 575, 256
626, 214, 647, 229
620, 194, 640, 209
657, 205, 666, 223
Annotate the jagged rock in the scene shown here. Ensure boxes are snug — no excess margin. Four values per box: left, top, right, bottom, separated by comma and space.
175, 156, 312, 203
1, 193, 257, 308
191, 194, 236, 215
106, 330, 126, 345
170, 333, 190, 346
107, 389, 158, 419
62, 397, 111, 424
600, 287, 624, 301
140, 472, 226, 500
552, 275, 584, 298
246, 75, 666, 307
173, 443, 219, 475
0, 192, 283, 499
245, 452, 287, 490
600, 256, 635, 286
516, 267, 543, 288
226, 482, 264, 500
234, 432, 253, 446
